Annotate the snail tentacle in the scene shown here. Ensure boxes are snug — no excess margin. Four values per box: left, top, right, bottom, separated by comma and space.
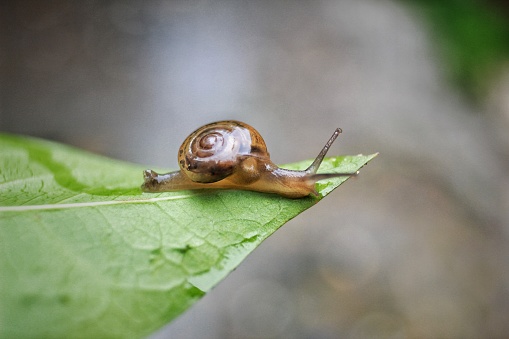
305, 127, 358, 182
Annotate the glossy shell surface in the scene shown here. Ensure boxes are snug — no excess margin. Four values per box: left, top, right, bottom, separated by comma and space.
178, 120, 269, 183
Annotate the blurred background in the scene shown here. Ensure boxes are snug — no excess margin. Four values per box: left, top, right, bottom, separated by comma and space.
2, 0, 509, 338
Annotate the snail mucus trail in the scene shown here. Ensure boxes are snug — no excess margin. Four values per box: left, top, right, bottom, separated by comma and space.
141, 120, 357, 198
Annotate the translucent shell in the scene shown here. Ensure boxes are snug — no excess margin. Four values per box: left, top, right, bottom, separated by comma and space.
177, 120, 269, 183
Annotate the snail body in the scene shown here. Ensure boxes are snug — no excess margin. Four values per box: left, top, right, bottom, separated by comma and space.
142, 120, 356, 198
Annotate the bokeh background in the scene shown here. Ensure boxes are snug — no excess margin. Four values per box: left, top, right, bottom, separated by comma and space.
2, 0, 509, 338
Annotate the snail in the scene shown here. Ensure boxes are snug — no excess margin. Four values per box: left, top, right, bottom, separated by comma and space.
141, 120, 357, 198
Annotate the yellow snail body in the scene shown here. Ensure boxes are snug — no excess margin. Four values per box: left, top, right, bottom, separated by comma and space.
141, 120, 357, 198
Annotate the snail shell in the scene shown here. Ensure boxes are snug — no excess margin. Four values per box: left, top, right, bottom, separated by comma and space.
142, 120, 356, 198
178, 121, 268, 183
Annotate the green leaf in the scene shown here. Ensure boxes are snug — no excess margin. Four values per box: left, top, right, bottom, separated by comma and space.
0, 133, 377, 338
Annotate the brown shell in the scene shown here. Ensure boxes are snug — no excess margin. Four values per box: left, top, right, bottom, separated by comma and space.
177, 120, 269, 183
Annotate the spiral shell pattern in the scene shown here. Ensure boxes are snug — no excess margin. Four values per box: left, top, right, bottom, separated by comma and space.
178, 120, 268, 183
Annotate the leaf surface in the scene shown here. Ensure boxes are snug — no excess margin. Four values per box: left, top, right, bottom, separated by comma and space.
0, 133, 376, 338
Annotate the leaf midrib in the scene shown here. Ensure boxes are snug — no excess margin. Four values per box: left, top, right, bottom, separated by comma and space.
0, 194, 198, 212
